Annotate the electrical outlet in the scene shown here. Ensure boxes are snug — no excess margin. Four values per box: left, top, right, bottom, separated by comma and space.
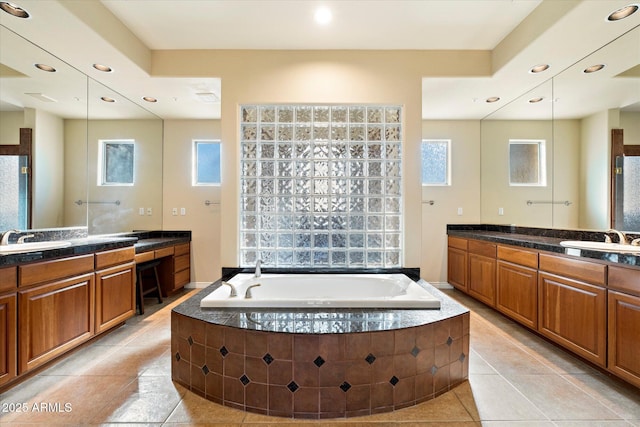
172, 208, 178, 216
457, 207, 463, 215
180, 207, 186, 216
498, 207, 504, 216
138, 207, 144, 216
147, 207, 152, 216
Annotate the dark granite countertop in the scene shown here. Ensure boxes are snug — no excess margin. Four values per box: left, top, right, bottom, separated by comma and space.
0, 229, 191, 267
173, 270, 469, 334
447, 224, 640, 267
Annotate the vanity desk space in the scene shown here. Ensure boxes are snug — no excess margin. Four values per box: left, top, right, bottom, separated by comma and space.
0, 229, 191, 391
447, 224, 640, 389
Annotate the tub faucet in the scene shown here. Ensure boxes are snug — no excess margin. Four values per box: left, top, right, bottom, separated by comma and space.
255, 259, 262, 278
245, 283, 261, 299
1, 229, 19, 246
221, 281, 238, 297
17, 234, 35, 244
632, 238, 640, 247
606, 229, 628, 245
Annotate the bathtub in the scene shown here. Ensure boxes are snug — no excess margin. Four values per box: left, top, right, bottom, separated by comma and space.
199, 273, 441, 309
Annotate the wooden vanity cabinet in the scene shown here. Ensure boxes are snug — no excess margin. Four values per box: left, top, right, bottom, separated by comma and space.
467, 240, 497, 307
158, 242, 190, 296
95, 247, 136, 334
538, 254, 607, 367
607, 266, 640, 388
0, 267, 17, 387
447, 237, 468, 292
18, 254, 95, 373
496, 246, 538, 329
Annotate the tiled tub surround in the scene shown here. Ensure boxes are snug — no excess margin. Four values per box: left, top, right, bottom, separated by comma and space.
447, 224, 640, 266
171, 274, 469, 419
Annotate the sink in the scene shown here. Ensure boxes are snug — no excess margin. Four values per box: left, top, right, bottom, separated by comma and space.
0, 241, 72, 254
560, 240, 640, 253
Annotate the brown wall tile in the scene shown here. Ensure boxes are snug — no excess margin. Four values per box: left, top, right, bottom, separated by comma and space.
205, 323, 224, 349
345, 332, 370, 360
294, 387, 320, 413
394, 327, 416, 354
319, 334, 345, 360
245, 382, 268, 410
245, 330, 269, 357
346, 384, 370, 411
268, 332, 292, 360
268, 360, 292, 385
268, 385, 292, 413
294, 361, 319, 387
245, 356, 268, 384
370, 330, 395, 356
320, 386, 346, 413
293, 335, 320, 361
224, 326, 246, 354
224, 353, 245, 378
205, 372, 223, 400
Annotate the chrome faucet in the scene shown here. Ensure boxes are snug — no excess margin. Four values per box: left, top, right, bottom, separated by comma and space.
245, 283, 261, 299
631, 238, 640, 247
17, 234, 34, 244
606, 229, 629, 245
221, 281, 238, 297
0, 229, 19, 245
255, 259, 262, 278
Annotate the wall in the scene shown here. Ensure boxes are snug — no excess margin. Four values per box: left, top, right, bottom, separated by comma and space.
162, 119, 222, 283
552, 119, 581, 229
621, 111, 640, 145
0, 111, 23, 145
153, 50, 491, 281
580, 111, 610, 229
64, 119, 88, 227
421, 120, 481, 282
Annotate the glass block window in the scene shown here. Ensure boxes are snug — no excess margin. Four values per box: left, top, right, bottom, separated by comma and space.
509, 139, 546, 186
421, 140, 450, 185
193, 140, 221, 185
99, 140, 134, 186
239, 104, 403, 268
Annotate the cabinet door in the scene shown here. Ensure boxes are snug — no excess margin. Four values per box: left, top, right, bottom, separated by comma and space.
608, 290, 640, 388
496, 260, 537, 329
468, 254, 496, 307
18, 273, 95, 373
447, 247, 468, 292
95, 262, 135, 334
538, 272, 606, 367
0, 293, 17, 387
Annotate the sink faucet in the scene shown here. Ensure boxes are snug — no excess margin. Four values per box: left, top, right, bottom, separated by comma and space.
0, 229, 19, 245
17, 234, 34, 244
606, 229, 629, 245
255, 259, 262, 278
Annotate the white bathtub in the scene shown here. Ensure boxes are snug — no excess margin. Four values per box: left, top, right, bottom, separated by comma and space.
199, 273, 441, 309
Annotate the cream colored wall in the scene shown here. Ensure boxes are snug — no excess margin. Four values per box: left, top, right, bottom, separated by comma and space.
153, 50, 490, 279
421, 120, 481, 282
552, 119, 581, 229
579, 111, 610, 229
0, 111, 23, 145
162, 119, 222, 283
64, 119, 88, 227
31, 109, 65, 228
621, 111, 640, 145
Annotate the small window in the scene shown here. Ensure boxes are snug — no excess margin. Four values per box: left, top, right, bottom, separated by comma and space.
99, 140, 134, 186
509, 139, 546, 186
193, 140, 221, 185
421, 139, 451, 186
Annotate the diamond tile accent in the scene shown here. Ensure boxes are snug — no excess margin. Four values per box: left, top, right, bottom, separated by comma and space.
431, 365, 438, 375
411, 346, 420, 357
314, 356, 326, 367
287, 381, 299, 393
459, 353, 466, 362
187, 336, 194, 346
389, 376, 399, 386
202, 365, 210, 375
365, 353, 376, 365
175, 352, 181, 361
220, 346, 229, 357
446, 336, 453, 346
240, 374, 250, 386
262, 353, 274, 365
340, 381, 352, 392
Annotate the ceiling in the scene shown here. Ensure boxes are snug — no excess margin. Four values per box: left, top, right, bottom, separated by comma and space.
0, 0, 639, 120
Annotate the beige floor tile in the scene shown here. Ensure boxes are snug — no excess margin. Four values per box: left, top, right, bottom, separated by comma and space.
360, 389, 474, 422
164, 390, 245, 424
562, 373, 640, 420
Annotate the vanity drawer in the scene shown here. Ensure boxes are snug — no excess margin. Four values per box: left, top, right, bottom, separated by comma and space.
175, 243, 190, 256
498, 245, 538, 269
175, 254, 190, 273
608, 265, 640, 296
19, 254, 94, 288
448, 236, 468, 251
95, 247, 135, 270
539, 253, 606, 286
0, 267, 17, 294
134, 251, 155, 264
468, 240, 496, 258
155, 246, 174, 259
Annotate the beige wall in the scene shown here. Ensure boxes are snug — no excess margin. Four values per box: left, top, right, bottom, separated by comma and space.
552, 119, 581, 229
64, 119, 88, 227
580, 111, 610, 229
621, 111, 640, 145
162, 119, 222, 283
0, 111, 23, 145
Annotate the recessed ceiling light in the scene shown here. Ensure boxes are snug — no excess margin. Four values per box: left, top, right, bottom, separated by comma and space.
607, 4, 638, 21
314, 6, 332, 25
529, 97, 544, 103
583, 64, 605, 73
142, 96, 157, 103
35, 63, 56, 72
486, 97, 500, 103
0, 2, 29, 18
529, 64, 550, 74
101, 96, 116, 103
93, 63, 113, 72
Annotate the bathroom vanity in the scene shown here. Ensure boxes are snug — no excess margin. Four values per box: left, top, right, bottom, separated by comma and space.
0, 229, 190, 390
447, 224, 640, 389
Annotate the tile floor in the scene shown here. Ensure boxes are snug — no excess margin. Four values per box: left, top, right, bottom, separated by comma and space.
0, 287, 638, 426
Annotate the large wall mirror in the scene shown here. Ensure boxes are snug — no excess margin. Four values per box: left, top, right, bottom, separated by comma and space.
481, 24, 640, 232
1, 24, 164, 236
